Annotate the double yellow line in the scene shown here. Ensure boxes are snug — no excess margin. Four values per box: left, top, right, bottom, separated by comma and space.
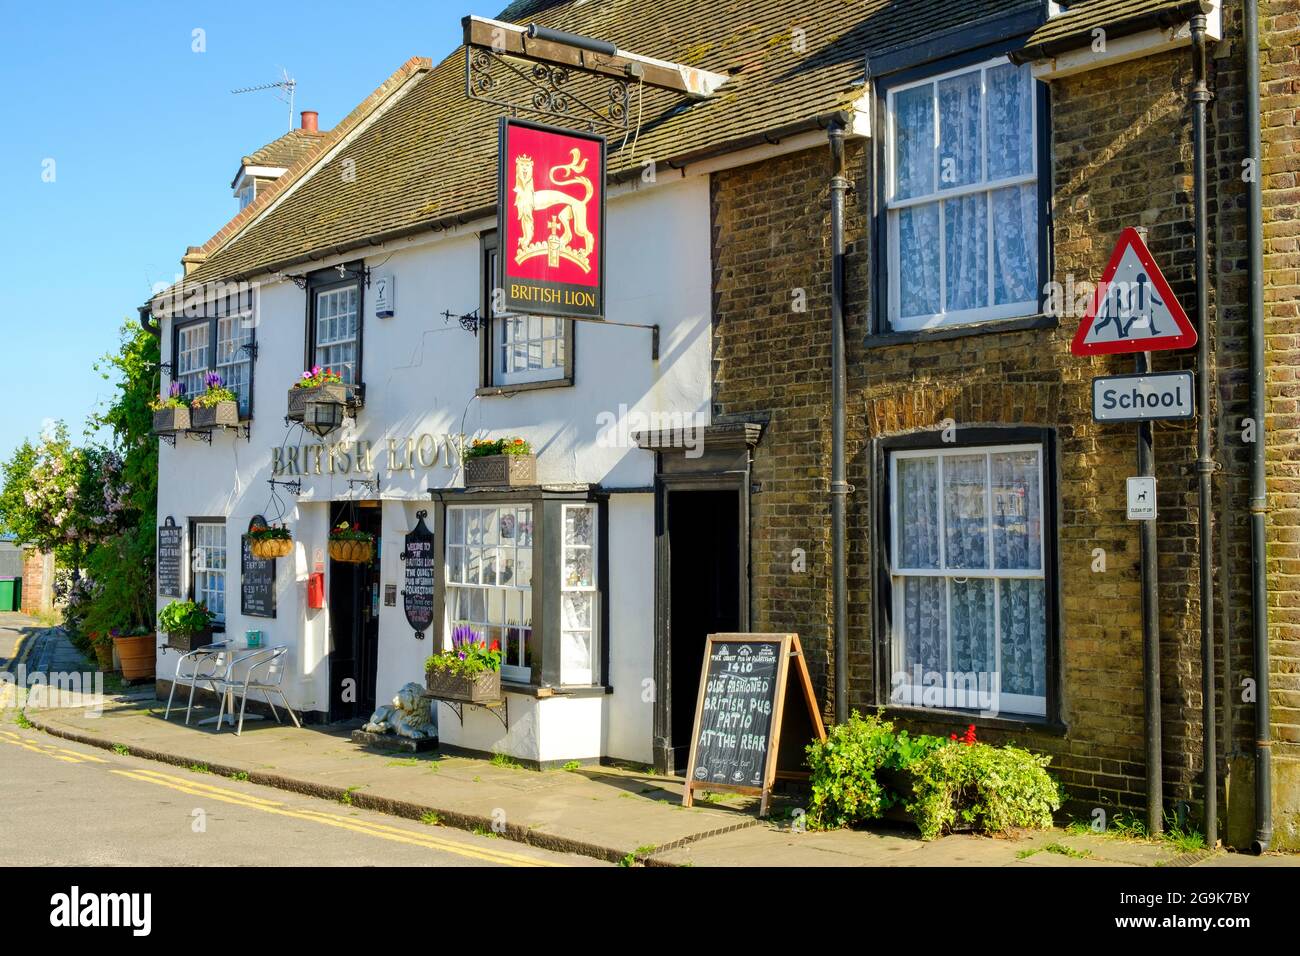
108, 766, 560, 867
0, 730, 109, 764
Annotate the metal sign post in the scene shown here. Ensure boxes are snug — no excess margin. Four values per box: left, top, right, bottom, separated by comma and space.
1134, 351, 1163, 835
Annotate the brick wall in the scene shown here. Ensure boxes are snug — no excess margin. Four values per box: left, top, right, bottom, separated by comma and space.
710, 22, 1300, 838
20, 547, 52, 616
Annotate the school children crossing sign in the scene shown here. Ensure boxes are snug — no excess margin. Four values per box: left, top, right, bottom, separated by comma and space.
1071, 227, 1196, 356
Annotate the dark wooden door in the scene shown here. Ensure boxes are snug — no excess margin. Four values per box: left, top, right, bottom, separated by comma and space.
328, 504, 382, 721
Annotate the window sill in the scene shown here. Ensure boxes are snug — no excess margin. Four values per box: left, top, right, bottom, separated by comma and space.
500, 681, 612, 699
477, 377, 573, 397
864, 313, 1057, 349
881, 705, 1066, 737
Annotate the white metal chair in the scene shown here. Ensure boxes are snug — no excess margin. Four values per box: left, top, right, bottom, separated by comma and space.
163, 642, 230, 725
213, 645, 300, 736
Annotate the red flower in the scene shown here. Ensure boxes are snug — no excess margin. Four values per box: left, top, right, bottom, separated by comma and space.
962, 724, 977, 745
950, 733, 958, 741
490, 639, 500, 652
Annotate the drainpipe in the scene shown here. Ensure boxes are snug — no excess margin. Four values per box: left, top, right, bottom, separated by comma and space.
1190, 11, 1217, 847
138, 303, 159, 337
829, 120, 849, 723
1244, 0, 1272, 853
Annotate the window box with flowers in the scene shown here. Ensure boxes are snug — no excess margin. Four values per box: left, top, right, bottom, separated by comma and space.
248, 523, 293, 560
329, 521, 374, 564
286, 366, 359, 425
151, 384, 191, 434
425, 624, 502, 703
463, 436, 536, 488
188, 373, 240, 430
158, 599, 217, 653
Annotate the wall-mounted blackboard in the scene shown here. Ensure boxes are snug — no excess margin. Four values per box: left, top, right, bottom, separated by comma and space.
157, 517, 183, 598
401, 510, 435, 639
682, 633, 826, 816
240, 515, 276, 619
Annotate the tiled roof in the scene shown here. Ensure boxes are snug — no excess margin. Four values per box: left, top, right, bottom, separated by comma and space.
185, 0, 1040, 285
1021, 0, 1205, 54
240, 128, 329, 172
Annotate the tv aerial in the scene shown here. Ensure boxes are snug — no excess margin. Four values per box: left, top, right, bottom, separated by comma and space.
232, 68, 297, 131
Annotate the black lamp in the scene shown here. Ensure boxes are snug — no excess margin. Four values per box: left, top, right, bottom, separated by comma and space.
303, 398, 344, 437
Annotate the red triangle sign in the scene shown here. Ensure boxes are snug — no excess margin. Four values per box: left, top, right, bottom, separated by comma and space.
1071, 227, 1196, 356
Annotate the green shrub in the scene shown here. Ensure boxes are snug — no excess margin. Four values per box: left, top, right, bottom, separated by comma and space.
909, 742, 1061, 840
805, 711, 898, 829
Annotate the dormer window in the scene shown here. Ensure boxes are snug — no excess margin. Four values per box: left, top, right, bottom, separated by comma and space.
236, 182, 255, 210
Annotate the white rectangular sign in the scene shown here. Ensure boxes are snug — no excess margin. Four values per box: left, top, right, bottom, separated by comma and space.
1127, 476, 1157, 521
1092, 371, 1194, 422
374, 273, 395, 318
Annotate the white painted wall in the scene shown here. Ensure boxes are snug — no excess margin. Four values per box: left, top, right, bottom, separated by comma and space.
155, 172, 710, 762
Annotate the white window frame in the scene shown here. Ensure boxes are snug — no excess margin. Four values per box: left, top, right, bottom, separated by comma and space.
885, 56, 1039, 331
191, 521, 227, 624
559, 503, 599, 686
216, 315, 253, 417
888, 443, 1047, 717
237, 182, 255, 209
445, 504, 534, 683
176, 323, 210, 402
314, 286, 359, 385
485, 245, 570, 387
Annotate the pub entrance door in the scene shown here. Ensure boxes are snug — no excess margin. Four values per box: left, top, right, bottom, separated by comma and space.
328, 502, 382, 722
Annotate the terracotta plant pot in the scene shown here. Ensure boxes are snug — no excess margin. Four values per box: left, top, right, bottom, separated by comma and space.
286, 382, 355, 422
251, 537, 293, 560
152, 406, 190, 434
464, 453, 537, 488
113, 633, 156, 681
91, 639, 114, 672
189, 400, 239, 430
425, 667, 501, 704
329, 539, 374, 564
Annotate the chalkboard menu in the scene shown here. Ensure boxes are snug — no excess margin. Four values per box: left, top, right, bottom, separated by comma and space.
240, 515, 276, 618
683, 633, 826, 816
157, 517, 183, 598
401, 511, 435, 639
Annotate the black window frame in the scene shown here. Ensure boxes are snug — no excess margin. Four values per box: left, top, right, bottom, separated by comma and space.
431, 488, 609, 693
477, 231, 575, 395
167, 296, 258, 421
870, 426, 1063, 732
305, 261, 366, 389
868, 35, 1055, 345
187, 515, 228, 632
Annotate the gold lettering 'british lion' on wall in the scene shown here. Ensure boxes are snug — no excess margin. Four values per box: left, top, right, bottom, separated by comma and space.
271, 433, 464, 477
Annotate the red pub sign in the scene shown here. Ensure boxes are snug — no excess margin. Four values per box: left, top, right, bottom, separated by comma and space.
497, 118, 606, 320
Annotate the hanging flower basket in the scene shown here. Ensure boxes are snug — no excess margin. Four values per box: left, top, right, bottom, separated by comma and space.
251, 537, 293, 560
189, 400, 240, 431
329, 538, 374, 564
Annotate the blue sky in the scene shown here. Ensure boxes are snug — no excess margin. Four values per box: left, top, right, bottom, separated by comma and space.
0, 0, 469, 461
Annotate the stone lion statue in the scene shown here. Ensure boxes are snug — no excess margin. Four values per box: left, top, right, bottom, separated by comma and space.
362, 682, 436, 739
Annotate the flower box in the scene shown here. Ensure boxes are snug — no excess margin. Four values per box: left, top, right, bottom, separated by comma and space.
189, 400, 240, 431
167, 627, 214, 654
152, 406, 190, 434
329, 539, 374, 564
250, 537, 293, 560
286, 382, 355, 421
425, 667, 501, 704
464, 453, 537, 488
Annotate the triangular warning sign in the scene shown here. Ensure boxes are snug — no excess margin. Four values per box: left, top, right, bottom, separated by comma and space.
1071, 227, 1196, 356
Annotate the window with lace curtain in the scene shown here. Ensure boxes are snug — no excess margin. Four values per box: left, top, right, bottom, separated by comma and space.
885, 57, 1042, 331
888, 443, 1048, 718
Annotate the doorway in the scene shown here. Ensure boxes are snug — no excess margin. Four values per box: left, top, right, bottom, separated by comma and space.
665, 488, 742, 774
328, 502, 382, 722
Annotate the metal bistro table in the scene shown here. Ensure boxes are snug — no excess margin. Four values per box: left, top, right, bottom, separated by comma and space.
163, 640, 266, 729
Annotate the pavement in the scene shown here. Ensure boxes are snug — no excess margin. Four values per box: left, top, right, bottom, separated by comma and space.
6, 623, 1298, 868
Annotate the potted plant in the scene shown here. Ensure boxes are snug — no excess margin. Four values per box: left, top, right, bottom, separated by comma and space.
329, 521, 375, 564
87, 630, 115, 671
286, 366, 355, 422
463, 436, 536, 488
248, 522, 293, 559
189, 372, 240, 430
158, 599, 217, 653
425, 624, 502, 703
111, 626, 157, 681
151, 383, 191, 434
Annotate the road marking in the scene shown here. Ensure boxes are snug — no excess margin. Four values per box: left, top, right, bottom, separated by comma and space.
1, 731, 109, 763
110, 769, 559, 867
0, 733, 83, 763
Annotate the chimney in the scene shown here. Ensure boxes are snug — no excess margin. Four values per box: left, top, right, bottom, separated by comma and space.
300, 110, 319, 132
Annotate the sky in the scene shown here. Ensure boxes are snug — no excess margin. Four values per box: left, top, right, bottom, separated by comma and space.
0, 0, 471, 461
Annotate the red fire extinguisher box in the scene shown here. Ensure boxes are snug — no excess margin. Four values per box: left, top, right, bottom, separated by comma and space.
307, 572, 325, 609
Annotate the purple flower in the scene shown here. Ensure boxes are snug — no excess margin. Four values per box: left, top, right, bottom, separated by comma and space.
169, 382, 185, 398
204, 372, 224, 389
450, 623, 481, 650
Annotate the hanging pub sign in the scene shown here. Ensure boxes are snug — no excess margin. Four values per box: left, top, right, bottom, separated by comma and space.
157, 517, 183, 598
240, 515, 276, 619
1072, 227, 1196, 356
400, 510, 436, 639
682, 633, 826, 816
498, 117, 606, 320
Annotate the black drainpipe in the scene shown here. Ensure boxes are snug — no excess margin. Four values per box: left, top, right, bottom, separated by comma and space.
138, 303, 159, 337
1190, 11, 1217, 847
829, 120, 849, 723
1244, 0, 1272, 853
